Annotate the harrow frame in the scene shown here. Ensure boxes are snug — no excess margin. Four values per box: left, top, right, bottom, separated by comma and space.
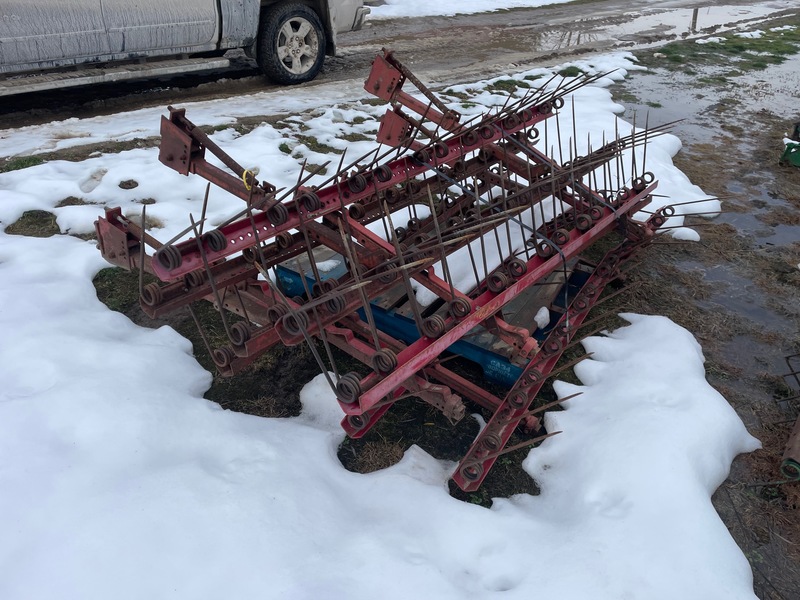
95, 49, 676, 490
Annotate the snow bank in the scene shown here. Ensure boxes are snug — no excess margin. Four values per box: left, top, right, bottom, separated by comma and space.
0, 232, 759, 598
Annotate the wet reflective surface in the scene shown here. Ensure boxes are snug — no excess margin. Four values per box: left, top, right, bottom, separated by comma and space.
618, 46, 800, 598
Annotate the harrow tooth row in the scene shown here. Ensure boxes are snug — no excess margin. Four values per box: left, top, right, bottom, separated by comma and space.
96, 49, 677, 490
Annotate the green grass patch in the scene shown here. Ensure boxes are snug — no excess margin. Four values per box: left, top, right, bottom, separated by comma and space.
488, 79, 531, 93
295, 135, 341, 155
640, 19, 800, 76
1, 155, 44, 173
92, 267, 153, 314
341, 132, 371, 143
304, 163, 328, 176
615, 90, 640, 104
523, 73, 546, 82
444, 89, 471, 101
5, 210, 60, 237
558, 66, 585, 78
279, 142, 292, 154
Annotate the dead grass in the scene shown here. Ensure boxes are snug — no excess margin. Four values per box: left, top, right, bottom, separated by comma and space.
56, 196, 91, 208
347, 440, 406, 473
124, 212, 164, 230
757, 205, 800, 227
5, 210, 60, 237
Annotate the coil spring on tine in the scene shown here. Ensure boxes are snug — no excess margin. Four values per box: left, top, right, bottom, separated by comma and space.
266, 303, 288, 325
421, 315, 447, 339
372, 349, 398, 375
203, 229, 227, 252
506, 258, 527, 278
325, 294, 346, 314
522, 368, 543, 386
449, 297, 472, 319
348, 174, 368, 193
229, 321, 252, 346
155, 244, 182, 271
336, 372, 362, 404
487, 271, 510, 293
507, 389, 528, 409
575, 213, 593, 232
375, 164, 393, 182
212, 346, 236, 368
298, 190, 322, 211
281, 310, 309, 336
347, 414, 367, 430
460, 462, 483, 482
534, 239, 556, 259
141, 282, 163, 306
481, 432, 503, 451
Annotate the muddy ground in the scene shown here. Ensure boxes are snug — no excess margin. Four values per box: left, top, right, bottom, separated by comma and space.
1, 0, 796, 127
614, 32, 800, 598
4, 1, 800, 598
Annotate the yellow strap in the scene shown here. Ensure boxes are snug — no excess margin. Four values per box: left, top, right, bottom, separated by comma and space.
242, 169, 254, 191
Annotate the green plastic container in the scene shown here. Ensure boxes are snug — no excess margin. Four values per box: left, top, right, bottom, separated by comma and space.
781, 142, 800, 167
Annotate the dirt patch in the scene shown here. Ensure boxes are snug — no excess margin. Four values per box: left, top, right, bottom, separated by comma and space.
91, 266, 317, 419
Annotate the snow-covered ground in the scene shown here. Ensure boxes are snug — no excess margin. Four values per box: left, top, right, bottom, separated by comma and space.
0, 49, 760, 599
368, 0, 573, 20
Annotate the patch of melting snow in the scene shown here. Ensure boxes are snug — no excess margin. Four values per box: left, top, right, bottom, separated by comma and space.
696, 36, 725, 44
735, 30, 765, 38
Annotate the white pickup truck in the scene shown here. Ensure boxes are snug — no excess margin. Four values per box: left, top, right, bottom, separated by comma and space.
0, 0, 369, 95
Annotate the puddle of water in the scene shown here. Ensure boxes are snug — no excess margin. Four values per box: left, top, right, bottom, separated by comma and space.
601, 3, 797, 42
720, 334, 789, 382
427, 0, 798, 63
678, 261, 794, 329
615, 70, 726, 144
730, 58, 800, 116
769, 223, 800, 245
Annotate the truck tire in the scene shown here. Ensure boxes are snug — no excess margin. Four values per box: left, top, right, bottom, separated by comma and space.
257, 3, 326, 85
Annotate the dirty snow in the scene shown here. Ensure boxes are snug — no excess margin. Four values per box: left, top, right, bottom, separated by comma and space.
0, 51, 760, 600
369, 0, 573, 20
696, 36, 725, 44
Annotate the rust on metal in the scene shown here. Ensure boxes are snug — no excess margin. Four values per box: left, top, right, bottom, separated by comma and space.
95, 49, 682, 490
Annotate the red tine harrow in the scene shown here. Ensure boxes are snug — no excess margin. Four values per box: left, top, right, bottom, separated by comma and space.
95, 50, 676, 491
